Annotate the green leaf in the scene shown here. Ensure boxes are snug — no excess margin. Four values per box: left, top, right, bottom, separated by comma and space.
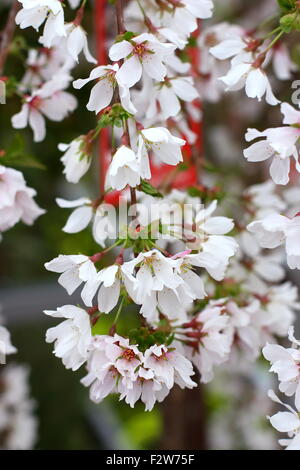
10, 35, 28, 59
115, 31, 136, 43
187, 185, 225, 204
0, 134, 46, 170
187, 186, 204, 198
3, 76, 18, 98
280, 12, 300, 32
177, 162, 189, 171
277, 0, 296, 11
96, 103, 133, 130
187, 36, 197, 48
138, 180, 163, 198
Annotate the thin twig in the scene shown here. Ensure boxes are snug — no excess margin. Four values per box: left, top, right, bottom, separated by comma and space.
115, 0, 126, 35
0, 1, 20, 76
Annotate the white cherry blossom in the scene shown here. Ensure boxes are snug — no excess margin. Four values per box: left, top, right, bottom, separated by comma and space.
56, 197, 93, 234
0, 165, 44, 235
109, 33, 176, 88
59, 137, 92, 184
146, 76, 199, 120
263, 327, 300, 408
248, 213, 300, 270
80, 263, 136, 313
185, 200, 238, 281
44, 305, 92, 371
268, 390, 300, 450
244, 103, 300, 185
82, 334, 195, 411
122, 249, 188, 323
0, 365, 38, 450
137, 127, 185, 179
65, 23, 96, 64
81, 334, 144, 403
73, 64, 136, 115
271, 43, 297, 81
16, 0, 66, 48
182, 303, 232, 383
56, 197, 116, 247
44, 254, 97, 296
105, 145, 141, 191
220, 62, 280, 106
143, 344, 196, 390
12, 74, 77, 142
153, 0, 214, 47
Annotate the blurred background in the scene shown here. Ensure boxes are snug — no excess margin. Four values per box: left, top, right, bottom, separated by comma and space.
0, 0, 299, 450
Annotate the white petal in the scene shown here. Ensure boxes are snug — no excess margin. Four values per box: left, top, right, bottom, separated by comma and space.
56, 197, 91, 208
63, 206, 93, 233
116, 55, 142, 88
29, 108, 46, 142
270, 156, 290, 185
87, 79, 114, 114
270, 412, 300, 433
244, 140, 275, 162
109, 41, 133, 61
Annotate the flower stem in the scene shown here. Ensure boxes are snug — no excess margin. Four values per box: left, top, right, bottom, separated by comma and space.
109, 296, 125, 335
261, 29, 284, 55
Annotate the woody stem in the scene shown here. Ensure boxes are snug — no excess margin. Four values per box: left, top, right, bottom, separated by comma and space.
0, 1, 20, 75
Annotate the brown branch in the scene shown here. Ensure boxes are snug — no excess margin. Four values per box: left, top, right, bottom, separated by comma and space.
115, 0, 126, 35
0, 1, 20, 76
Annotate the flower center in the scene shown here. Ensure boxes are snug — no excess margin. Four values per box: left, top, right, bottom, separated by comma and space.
29, 95, 42, 109
133, 42, 149, 59
121, 349, 136, 361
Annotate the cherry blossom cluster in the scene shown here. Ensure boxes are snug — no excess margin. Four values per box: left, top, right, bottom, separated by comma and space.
207, 362, 277, 450
0, 314, 37, 449
264, 328, 300, 450
0, 364, 38, 450
37, 0, 256, 410
10, 0, 300, 431
0, 165, 44, 240
205, 0, 300, 448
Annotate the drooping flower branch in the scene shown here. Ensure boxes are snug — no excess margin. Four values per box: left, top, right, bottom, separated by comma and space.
1, 0, 300, 448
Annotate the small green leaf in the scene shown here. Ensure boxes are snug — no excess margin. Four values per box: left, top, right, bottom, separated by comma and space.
0, 134, 46, 170
277, 0, 296, 11
3, 76, 18, 98
187, 36, 197, 48
96, 103, 133, 130
115, 31, 136, 43
10, 35, 28, 58
187, 185, 225, 203
280, 12, 300, 32
138, 180, 163, 198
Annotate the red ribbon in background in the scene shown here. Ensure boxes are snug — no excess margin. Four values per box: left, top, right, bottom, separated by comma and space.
95, 0, 110, 196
